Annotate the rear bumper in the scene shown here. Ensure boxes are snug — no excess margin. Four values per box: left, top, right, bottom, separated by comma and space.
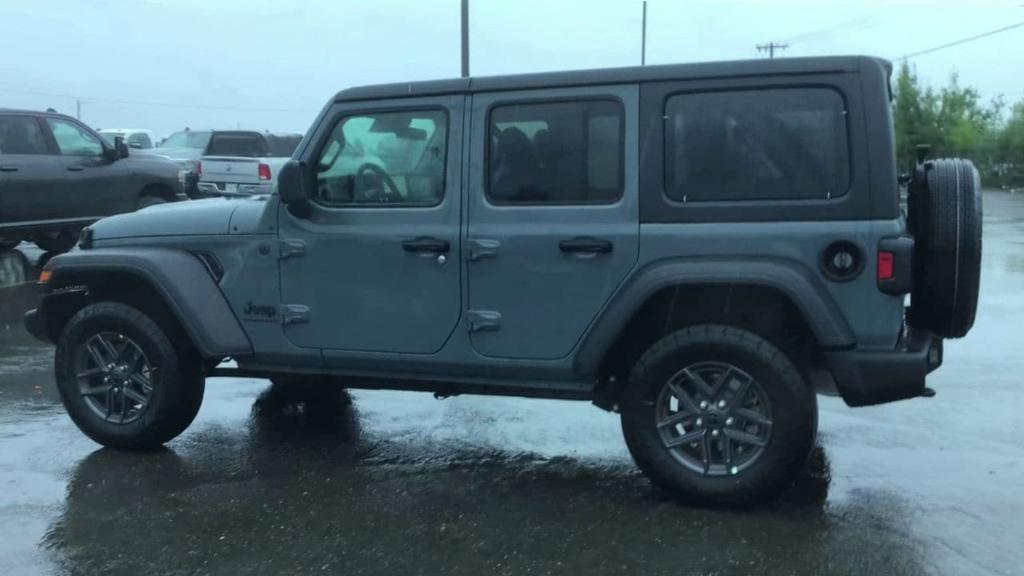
826, 330, 942, 407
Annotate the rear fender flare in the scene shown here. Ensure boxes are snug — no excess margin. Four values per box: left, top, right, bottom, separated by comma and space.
574, 258, 855, 375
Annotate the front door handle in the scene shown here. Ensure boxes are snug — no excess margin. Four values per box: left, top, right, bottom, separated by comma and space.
66, 166, 84, 172
402, 237, 450, 253
0, 166, 18, 172
559, 237, 613, 254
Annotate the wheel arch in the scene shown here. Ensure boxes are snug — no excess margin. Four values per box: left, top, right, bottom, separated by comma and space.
575, 258, 855, 407
139, 182, 176, 202
38, 248, 252, 360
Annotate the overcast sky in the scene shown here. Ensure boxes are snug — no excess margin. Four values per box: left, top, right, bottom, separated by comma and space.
1, 0, 1022, 137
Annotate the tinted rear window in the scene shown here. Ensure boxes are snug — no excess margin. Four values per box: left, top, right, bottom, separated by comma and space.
207, 133, 268, 157
0, 115, 48, 155
664, 88, 849, 202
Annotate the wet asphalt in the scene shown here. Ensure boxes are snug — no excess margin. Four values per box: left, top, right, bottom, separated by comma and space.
0, 191, 1021, 576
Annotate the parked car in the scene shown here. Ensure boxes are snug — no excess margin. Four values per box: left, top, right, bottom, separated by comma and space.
189, 131, 303, 197
0, 109, 186, 252
97, 128, 157, 150
24, 56, 982, 507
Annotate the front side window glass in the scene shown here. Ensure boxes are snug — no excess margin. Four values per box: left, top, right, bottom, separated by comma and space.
315, 110, 447, 206
47, 118, 104, 157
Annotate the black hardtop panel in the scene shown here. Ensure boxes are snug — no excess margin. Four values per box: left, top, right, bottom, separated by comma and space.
334, 56, 887, 102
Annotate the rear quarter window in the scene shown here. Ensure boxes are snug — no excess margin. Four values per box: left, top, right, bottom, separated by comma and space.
664, 88, 850, 202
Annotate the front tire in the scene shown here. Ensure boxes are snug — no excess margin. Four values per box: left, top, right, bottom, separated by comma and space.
621, 325, 816, 507
54, 302, 204, 450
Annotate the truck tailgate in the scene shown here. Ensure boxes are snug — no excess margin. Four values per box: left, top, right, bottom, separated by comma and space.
200, 157, 263, 185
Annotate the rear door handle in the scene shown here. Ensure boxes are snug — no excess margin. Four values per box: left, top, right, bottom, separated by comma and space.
66, 166, 84, 172
559, 237, 613, 254
0, 166, 18, 172
402, 237, 450, 253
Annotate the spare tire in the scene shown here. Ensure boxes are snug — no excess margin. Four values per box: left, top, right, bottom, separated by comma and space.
907, 158, 982, 338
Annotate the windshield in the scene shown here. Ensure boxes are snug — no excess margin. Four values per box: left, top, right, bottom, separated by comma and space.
159, 130, 211, 149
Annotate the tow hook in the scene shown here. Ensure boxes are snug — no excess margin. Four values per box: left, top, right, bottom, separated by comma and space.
920, 387, 937, 398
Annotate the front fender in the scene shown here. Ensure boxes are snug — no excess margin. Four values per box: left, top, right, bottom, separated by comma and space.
38, 247, 252, 358
574, 257, 855, 375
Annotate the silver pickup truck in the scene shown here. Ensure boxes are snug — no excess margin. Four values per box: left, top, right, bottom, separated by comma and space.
186, 131, 301, 197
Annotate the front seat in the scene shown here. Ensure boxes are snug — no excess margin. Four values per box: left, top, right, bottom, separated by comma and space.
490, 127, 544, 202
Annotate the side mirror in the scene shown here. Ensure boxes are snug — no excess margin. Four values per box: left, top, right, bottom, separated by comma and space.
114, 136, 130, 159
277, 160, 314, 217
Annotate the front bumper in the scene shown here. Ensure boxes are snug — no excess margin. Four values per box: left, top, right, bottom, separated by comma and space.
24, 307, 49, 343
826, 329, 942, 407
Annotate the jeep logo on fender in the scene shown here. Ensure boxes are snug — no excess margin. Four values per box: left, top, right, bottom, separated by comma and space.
243, 301, 277, 322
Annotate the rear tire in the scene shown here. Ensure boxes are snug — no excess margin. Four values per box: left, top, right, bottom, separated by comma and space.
54, 302, 204, 450
621, 325, 817, 507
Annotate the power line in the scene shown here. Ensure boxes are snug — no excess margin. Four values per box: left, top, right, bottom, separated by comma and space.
756, 42, 788, 59
895, 20, 1024, 61
0, 86, 314, 113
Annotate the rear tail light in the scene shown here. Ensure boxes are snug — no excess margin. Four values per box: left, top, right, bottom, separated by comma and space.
196, 161, 203, 176
878, 251, 895, 281
258, 163, 272, 181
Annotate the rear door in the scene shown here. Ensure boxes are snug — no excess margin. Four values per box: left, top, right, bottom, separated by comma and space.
466, 86, 640, 359
0, 114, 64, 225
43, 117, 135, 218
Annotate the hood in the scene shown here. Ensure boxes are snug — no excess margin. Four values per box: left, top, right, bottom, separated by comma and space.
90, 198, 243, 240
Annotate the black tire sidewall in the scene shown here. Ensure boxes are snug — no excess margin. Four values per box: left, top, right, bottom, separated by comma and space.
55, 303, 191, 449
621, 325, 816, 507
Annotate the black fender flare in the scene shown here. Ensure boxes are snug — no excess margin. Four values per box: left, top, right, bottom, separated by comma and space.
574, 257, 856, 375
39, 247, 252, 358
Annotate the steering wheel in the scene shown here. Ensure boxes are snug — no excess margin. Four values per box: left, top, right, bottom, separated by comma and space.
355, 163, 401, 203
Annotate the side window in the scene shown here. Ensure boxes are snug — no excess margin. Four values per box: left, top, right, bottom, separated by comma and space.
487, 99, 623, 204
664, 88, 849, 202
47, 118, 104, 157
0, 116, 49, 155
315, 109, 447, 206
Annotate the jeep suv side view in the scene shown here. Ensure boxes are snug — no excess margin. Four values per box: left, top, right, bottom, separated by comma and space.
24, 56, 982, 506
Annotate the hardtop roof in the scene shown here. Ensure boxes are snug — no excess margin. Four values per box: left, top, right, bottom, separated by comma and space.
334, 55, 888, 103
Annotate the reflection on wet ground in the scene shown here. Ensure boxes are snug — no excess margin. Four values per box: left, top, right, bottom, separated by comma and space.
2, 194, 1023, 575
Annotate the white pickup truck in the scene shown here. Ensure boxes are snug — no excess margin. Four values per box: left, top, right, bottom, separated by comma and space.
188, 131, 302, 197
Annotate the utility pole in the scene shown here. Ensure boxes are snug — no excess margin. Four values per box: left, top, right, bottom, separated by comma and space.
76, 98, 81, 120
461, 0, 470, 77
641, 1, 647, 65
756, 42, 788, 59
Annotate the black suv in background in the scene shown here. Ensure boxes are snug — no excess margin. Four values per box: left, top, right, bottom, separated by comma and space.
0, 109, 186, 252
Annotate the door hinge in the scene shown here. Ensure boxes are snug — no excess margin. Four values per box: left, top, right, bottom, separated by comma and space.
280, 304, 310, 325
467, 238, 500, 261
278, 239, 306, 260
466, 310, 502, 333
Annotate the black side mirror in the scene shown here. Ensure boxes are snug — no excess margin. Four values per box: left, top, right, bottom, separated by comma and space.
277, 160, 314, 217
114, 136, 130, 159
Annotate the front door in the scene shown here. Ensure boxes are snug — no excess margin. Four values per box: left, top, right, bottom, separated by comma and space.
279, 96, 463, 354
466, 86, 640, 359
43, 117, 134, 218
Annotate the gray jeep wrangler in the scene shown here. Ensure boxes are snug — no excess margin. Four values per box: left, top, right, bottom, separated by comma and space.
25, 56, 982, 506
